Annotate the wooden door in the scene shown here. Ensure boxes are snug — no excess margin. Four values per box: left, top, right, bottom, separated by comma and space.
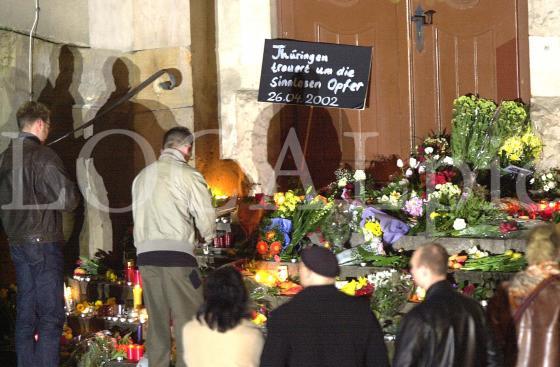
276, 0, 411, 188
410, 0, 530, 140
275, 0, 529, 187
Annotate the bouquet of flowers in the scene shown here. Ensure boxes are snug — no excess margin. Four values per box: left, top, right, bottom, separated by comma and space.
338, 277, 374, 297
451, 95, 499, 169
420, 181, 506, 237
372, 177, 411, 209
283, 191, 333, 256
498, 127, 543, 168
256, 226, 286, 261
529, 169, 560, 198
368, 270, 413, 330
321, 202, 352, 248
327, 167, 373, 200
361, 217, 384, 255
272, 191, 303, 219
413, 131, 453, 166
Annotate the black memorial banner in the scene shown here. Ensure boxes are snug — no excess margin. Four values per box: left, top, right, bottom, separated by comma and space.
258, 39, 372, 110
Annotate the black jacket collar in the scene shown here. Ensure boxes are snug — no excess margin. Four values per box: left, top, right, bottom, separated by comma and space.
425, 279, 453, 300
18, 132, 41, 144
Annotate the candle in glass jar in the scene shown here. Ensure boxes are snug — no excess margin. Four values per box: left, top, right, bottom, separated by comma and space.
133, 285, 143, 308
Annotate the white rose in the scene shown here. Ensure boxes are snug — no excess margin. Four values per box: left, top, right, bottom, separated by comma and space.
353, 169, 366, 181
405, 168, 413, 177
409, 157, 418, 168
433, 154, 440, 160
544, 185, 550, 192
396, 159, 404, 168
418, 165, 426, 174
549, 182, 556, 189
443, 156, 454, 165
424, 147, 434, 154
529, 178, 535, 184
453, 218, 467, 231
547, 173, 554, 179
435, 184, 442, 190
338, 178, 347, 187
542, 174, 547, 181
381, 195, 389, 202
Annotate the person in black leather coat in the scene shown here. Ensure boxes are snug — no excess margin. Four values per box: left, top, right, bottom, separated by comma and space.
393, 243, 501, 367
0, 101, 79, 367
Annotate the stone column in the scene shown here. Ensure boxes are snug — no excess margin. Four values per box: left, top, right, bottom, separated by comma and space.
529, 0, 560, 169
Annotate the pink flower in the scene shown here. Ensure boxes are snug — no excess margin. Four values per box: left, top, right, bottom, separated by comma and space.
404, 197, 424, 217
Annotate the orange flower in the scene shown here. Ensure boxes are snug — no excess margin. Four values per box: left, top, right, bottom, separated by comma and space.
265, 231, 276, 241
269, 241, 282, 255
256, 241, 269, 255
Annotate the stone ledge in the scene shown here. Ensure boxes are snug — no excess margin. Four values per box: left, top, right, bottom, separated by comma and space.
393, 234, 527, 253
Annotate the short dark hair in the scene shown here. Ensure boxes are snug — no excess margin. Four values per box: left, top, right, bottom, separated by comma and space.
16, 101, 51, 130
416, 242, 449, 276
162, 126, 193, 149
197, 266, 249, 333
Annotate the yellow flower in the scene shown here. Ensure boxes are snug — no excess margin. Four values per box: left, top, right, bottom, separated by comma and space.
430, 212, 440, 220
512, 253, 523, 260
252, 313, 267, 326
364, 221, 382, 237
340, 280, 357, 296
357, 277, 368, 289
504, 250, 513, 256
273, 192, 285, 206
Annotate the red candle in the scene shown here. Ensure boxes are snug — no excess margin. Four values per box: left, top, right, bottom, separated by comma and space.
134, 269, 142, 287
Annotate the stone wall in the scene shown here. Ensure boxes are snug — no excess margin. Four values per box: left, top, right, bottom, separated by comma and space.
215, 0, 278, 194
0, 0, 194, 266
529, 0, 560, 170
0, 0, 90, 46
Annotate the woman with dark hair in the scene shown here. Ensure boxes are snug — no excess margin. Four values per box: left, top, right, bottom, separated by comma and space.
182, 266, 264, 367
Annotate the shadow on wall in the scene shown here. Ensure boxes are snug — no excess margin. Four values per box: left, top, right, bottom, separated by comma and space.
89, 57, 171, 257
269, 104, 344, 192
38, 45, 85, 273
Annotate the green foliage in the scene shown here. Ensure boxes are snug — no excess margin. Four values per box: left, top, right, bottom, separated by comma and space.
356, 247, 410, 268
451, 96, 531, 170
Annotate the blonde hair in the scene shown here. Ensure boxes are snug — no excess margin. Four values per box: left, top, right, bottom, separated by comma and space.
526, 224, 560, 265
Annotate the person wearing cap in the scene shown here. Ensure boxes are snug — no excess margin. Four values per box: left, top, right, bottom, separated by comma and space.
260, 246, 389, 367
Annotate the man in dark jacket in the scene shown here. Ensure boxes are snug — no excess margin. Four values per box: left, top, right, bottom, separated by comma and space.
260, 246, 389, 367
0, 101, 80, 367
393, 243, 501, 367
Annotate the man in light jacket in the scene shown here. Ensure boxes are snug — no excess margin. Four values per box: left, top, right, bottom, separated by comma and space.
132, 127, 216, 367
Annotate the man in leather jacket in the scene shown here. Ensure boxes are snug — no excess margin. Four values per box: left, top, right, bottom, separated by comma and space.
0, 101, 80, 367
393, 243, 501, 367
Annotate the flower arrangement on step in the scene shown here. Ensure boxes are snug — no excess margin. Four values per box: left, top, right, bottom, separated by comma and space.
257, 188, 333, 259
360, 215, 385, 255
282, 191, 334, 256
338, 276, 374, 297
529, 168, 560, 199
368, 269, 413, 333
426, 185, 507, 237
450, 95, 542, 173
256, 225, 286, 261
325, 167, 374, 201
